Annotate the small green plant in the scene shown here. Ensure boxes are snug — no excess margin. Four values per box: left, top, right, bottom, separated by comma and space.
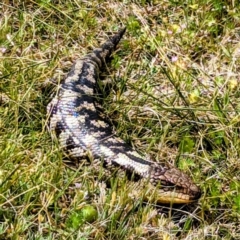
66, 205, 98, 229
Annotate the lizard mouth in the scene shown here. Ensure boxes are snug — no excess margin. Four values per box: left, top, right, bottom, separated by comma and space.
143, 182, 201, 204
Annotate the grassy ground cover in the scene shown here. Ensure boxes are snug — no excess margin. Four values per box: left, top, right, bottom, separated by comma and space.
0, 0, 240, 239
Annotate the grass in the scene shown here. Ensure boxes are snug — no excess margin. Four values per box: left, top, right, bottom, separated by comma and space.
0, 0, 240, 239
